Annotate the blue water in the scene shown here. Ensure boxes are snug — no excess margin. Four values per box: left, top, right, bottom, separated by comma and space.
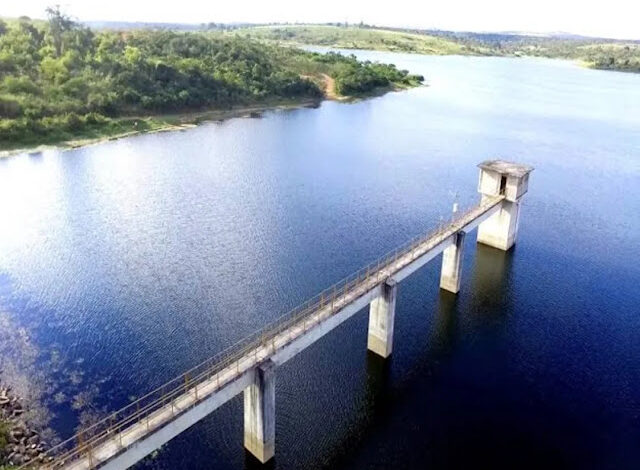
0, 53, 639, 469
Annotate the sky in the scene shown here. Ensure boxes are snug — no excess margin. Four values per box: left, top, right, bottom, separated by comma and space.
3, 0, 639, 40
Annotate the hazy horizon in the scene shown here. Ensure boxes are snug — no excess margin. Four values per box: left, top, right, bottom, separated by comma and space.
3, 0, 639, 41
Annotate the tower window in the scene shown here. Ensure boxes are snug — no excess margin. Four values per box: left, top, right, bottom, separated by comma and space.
499, 176, 507, 195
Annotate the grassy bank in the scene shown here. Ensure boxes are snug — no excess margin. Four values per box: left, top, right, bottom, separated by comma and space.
1, 115, 167, 153
0, 99, 318, 156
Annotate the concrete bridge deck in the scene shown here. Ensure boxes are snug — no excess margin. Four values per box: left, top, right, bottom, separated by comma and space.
22, 160, 532, 470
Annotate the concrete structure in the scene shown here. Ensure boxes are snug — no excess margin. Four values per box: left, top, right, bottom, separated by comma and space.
244, 360, 276, 463
476, 160, 533, 251
440, 231, 465, 294
367, 280, 397, 358
35, 161, 532, 470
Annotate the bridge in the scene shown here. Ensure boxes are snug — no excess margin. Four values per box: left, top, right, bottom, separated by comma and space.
24, 160, 533, 470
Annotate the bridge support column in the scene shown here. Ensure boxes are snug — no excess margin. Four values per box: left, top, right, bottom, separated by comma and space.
476, 160, 533, 251
440, 231, 465, 293
477, 198, 521, 250
244, 360, 275, 463
367, 279, 397, 358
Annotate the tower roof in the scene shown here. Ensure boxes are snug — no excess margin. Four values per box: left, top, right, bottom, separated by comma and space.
478, 160, 534, 178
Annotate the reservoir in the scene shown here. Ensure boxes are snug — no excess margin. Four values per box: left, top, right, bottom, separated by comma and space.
0, 52, 639, 469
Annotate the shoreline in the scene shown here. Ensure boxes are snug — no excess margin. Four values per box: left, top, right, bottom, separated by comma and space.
0, 99, 321, 159
0, 81, 421, 159
1, 385, 52, 467
296, 40, 640, 74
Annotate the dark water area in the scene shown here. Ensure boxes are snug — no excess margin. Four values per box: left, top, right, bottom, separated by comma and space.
0, 52, 639, 469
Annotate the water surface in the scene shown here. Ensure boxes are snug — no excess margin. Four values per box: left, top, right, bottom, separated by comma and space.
0, 52, 639, 469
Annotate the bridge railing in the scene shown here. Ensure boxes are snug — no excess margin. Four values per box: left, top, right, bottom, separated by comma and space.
28, 197, 502, 469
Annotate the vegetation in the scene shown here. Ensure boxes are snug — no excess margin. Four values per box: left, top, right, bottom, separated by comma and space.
574, 44, 640, 72
239, 25, 640, 73
0, 419, 7, 449
291, 51, 423, 95
432, 30, 640, 72
0, 419, 14, 470
0, 11, 423, 151
238, 25, 489, 55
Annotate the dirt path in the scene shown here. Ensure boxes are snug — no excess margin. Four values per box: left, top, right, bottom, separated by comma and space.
320, 73, 341, 100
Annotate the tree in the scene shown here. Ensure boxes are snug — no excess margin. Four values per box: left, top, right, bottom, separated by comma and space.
0, 16, 424, 147
123, 45, 142, 65
40, 56, 69, 83
46, 5, 75, 57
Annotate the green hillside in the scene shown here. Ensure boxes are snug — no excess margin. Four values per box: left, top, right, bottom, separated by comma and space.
238, 25, 493, 55
238, 25, 640, 73
0, 12, 423, 151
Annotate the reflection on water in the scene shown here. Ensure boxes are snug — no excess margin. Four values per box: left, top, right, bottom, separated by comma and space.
430, 291, 459, 356
363, 351, 393, 425
365, 351, 392, 399
244, 452, 276, 470
470, 244, 515, 318
472, 244, 514, 300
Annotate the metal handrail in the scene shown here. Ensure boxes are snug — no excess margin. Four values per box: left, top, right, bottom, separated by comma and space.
23, 195, 503, 469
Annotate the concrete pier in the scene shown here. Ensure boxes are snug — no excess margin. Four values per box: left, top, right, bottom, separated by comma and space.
476, 160, 533, 250
367, 279, 397, 358
440, 231, 466, 293
244, 360, 276, 463
43, 160, 532, 470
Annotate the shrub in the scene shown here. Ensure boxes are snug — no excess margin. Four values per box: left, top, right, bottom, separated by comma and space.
63, 112, 82, 131
2, 76, 40, 94
83, 112, 108, 125
0, 96, 22, 118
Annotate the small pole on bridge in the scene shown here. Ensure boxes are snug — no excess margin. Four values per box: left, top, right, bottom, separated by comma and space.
331, 286, 336, 311
451, 190, 459, 218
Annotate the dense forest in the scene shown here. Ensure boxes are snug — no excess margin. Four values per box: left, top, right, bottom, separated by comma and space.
0, 10, 423, 150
